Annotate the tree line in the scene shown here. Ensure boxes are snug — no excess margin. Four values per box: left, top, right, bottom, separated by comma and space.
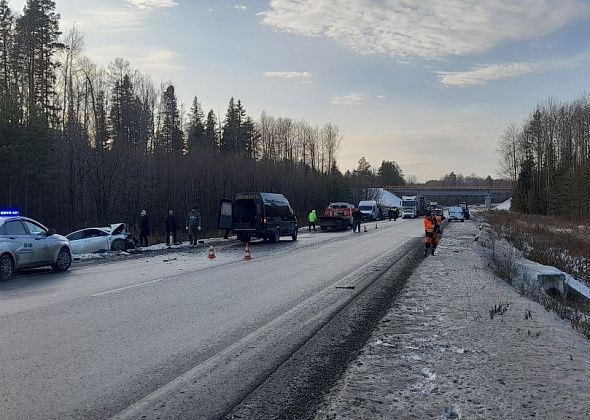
0, 0, 407, 237
498, 95, 590, 221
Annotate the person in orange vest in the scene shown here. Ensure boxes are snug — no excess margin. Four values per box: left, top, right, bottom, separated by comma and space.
423, 211, 445, 256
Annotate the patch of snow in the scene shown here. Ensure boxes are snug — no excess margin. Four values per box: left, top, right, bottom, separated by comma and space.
495, 198, 511, 211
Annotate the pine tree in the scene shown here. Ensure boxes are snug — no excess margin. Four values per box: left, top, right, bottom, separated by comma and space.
186, 96, 205, 153
16, 0, 63, 123
157, 84, 183, 154
205, 109, 218, 151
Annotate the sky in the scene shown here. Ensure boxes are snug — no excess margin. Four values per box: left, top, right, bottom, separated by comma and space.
9, 0, 590, 180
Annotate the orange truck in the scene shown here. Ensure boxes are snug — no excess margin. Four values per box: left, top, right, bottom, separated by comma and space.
318, 202, 355, 231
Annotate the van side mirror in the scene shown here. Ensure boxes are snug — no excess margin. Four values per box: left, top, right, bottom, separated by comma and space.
48, 228, 56, 236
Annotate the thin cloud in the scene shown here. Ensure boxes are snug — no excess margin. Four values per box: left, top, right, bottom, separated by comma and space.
438, 51, 590, 87
331, 92, 369, 106
234, 5, 247, 11
126, 0, 178, 9
261, 0, 588, 59
264, 71, 312, 81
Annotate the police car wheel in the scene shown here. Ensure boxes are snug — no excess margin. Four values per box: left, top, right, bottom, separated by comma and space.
52, 248, 72, 272
0, 254, 14, 281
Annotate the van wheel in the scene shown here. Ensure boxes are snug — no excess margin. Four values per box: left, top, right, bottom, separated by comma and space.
292, 229, 298, 241
320, 226, 328, 231
238, 234, 251, 243
270, 229, 280, 243
0, 254, 15, 281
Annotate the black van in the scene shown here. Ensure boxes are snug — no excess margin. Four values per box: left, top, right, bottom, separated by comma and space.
218, 192, 299, 243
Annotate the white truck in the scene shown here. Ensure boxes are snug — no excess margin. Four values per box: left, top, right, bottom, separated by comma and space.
358, 200, 379, 221
401, 195, 418, 219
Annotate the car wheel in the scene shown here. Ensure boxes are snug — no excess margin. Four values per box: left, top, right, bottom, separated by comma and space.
112, 239, 126, 252
292, 228, 298, 241
270, 229, 280, 243
52, 247, 72, 272
320, 226, 328, 231
0, 254, 15, 281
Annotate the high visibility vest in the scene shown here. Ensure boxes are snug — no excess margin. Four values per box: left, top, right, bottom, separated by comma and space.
423, 217, 435, 232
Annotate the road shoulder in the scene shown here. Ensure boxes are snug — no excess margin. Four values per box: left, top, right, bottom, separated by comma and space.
315, 220, 590, 419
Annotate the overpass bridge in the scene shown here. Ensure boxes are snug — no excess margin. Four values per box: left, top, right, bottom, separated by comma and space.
384, 185, 512, 198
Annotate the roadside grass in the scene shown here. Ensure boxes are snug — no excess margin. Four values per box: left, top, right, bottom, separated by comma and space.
479, 216, 590, 339
483, 211, 590, 285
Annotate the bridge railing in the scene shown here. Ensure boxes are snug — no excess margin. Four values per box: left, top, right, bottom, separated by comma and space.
383, 185, 513, 192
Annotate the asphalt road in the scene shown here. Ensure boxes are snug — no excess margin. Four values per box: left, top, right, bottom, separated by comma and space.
0, 218, 423, 419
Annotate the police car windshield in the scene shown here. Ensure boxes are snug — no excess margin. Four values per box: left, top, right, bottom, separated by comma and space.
359, 206, 373, 211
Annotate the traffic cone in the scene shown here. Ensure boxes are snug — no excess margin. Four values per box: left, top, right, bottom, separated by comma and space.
363, 224, 367, 232
207, 245, 216, 259
244, 243, 252, 261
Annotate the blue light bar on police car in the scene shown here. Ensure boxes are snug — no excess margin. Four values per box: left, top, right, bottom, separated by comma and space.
0, 209, 20, 216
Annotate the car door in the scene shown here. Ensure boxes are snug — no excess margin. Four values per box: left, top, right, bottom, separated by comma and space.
20, 220, 52, 264
83, 229, 110, 253
66, 231, 86, 254
2, 220, 34, 267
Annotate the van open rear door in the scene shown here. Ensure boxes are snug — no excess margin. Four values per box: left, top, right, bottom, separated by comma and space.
218, 199, 233, 230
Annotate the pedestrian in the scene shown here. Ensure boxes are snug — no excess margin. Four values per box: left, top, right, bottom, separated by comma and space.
387, 208, 394, 221
393, 207, 399, 221
308, 209, 317, 232
378, 207, 384, 221
186, 207, 202, 246
352, 207, 363, 233
139, 209, 150, 247
164, 210, 178, 246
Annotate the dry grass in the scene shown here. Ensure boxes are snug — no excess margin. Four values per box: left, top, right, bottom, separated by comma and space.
483, 211, 590, 284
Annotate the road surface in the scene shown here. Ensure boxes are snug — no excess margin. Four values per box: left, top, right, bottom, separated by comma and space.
0, 219, 423, 419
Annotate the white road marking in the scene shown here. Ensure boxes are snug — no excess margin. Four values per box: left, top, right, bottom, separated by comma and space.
92, 279, 164, 297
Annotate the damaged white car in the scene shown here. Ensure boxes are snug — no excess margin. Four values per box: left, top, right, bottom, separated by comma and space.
66, 224, 135, 254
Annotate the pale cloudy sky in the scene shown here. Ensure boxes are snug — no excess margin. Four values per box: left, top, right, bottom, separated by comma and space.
9, 0, 590, 180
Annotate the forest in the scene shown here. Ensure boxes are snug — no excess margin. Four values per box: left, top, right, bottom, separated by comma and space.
498, 95, 590, 221
0, 0, 406, 237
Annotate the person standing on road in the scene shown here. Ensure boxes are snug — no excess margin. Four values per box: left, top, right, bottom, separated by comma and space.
393, 207, 399, 221
308, 209, 317, 232
352, 208, 363, 233
387, 208, 394, 221
139, 209, 150, 247
186, 207, 202, 246
165, 210, 178, 246
423, 211, 443, 256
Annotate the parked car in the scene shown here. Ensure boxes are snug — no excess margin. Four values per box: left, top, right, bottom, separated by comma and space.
434, 206, 444, 217
358, 200, 379, 221
218, 192, 298, 243
0, 211, 72, 281
318, 202, 354, 230
66, 223, 135, 254
447, 206, 465, 222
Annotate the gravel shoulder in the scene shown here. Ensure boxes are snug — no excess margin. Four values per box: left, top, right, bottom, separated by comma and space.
315, 220, 590, 419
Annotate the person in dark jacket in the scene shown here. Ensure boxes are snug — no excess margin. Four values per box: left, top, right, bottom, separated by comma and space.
393, 207, 399, 221
387, 208, 394, 221
186, 207, 202, 246
139, 209, 150, 247
352, 208, 363, 233
165, 210, 178, 246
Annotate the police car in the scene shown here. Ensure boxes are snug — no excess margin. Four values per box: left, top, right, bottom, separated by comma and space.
0, 210, 72, 281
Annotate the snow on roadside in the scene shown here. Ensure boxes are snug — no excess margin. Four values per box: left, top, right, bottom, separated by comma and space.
495, 197, 511, 210
315, 221, 590, 419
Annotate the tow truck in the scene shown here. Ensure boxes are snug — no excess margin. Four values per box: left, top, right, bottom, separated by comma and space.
318, 202, 354, 230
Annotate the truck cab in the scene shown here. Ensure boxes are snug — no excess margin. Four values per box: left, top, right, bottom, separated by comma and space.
218, 193, 298, 243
